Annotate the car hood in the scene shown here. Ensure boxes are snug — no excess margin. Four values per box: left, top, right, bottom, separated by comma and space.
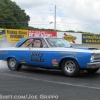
69, 46, 98, 50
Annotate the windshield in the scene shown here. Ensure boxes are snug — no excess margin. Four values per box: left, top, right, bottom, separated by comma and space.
46, 38, 71, 47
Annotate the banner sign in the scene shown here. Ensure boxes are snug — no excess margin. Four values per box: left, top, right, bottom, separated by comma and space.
57, 32, 82, 44
6, 29, 28, 42
0, 28, 6, 42
28, 30, 57, 37
82, 34, 100, 44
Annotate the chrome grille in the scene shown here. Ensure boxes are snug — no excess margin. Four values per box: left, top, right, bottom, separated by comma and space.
94, 53, 100, 60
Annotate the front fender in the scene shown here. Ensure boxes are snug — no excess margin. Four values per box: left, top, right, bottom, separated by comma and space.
59, 52, 91, 69
59, 56, 79, 68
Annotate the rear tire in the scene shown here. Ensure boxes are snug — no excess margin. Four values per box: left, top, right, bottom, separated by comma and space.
87, 68, 99, 74
7, 57, 22, 71
61, 59, 80, 77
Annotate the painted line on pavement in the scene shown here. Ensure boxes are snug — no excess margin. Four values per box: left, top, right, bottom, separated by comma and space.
0, 72, 100, 90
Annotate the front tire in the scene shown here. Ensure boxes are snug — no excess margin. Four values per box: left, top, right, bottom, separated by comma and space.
61, 59, 80, 77
7, 57, 22, 71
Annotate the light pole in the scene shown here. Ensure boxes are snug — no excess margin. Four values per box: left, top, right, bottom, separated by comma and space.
54, 5, 56, 31
50, 4, 56, 31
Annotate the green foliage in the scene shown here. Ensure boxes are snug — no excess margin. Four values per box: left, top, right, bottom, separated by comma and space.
0, 0, 30, 29
27, 26, 55, 31
65, 30, 75, 32
82, 32, 94, 34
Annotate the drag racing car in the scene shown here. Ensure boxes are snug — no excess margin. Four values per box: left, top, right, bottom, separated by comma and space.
0, 37, 100, 77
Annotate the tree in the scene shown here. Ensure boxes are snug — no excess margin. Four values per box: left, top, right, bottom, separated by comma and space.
0, 0, 30, 29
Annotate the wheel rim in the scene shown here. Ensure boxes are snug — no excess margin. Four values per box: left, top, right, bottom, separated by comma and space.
64, 60, 76, 73
9, 58, 16, 68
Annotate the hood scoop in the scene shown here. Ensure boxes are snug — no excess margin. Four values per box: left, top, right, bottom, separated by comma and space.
70, 46, 98, 50
88, 48, 98, 50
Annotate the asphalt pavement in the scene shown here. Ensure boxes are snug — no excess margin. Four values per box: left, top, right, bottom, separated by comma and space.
0, 61, 100, 100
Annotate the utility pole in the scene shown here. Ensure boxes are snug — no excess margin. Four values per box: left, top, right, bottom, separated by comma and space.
54, 5, 56, 31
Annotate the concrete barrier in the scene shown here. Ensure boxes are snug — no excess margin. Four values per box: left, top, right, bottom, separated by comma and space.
71, 43, 100, 49
0, 42, 16, 48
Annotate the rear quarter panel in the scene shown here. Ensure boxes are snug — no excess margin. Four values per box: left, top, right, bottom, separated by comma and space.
0, 48, 29, 65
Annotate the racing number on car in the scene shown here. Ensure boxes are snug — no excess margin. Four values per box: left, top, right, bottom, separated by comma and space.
30, 52, 44, 62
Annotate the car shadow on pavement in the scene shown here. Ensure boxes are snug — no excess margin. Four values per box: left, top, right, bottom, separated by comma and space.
21, 66, 65, 77
20, 66, 100, 79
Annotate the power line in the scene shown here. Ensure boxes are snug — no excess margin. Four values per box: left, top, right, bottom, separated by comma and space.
0, 22, 100, 31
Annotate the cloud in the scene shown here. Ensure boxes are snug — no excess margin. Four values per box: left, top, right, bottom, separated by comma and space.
11, 0, 100, 33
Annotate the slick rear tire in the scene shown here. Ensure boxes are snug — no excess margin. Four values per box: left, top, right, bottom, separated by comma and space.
61, 59, 80, 77
7, 57, 22, 71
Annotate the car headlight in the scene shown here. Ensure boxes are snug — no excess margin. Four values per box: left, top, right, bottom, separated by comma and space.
90, 53, 94, 62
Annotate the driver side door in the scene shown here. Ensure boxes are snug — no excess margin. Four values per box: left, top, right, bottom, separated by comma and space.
27, 38, 53, 68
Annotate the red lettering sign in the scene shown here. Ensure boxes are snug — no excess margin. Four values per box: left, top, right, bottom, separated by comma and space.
28, 30, 57, 37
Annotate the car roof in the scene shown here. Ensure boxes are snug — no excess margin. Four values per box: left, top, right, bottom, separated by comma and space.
16, 37, 57, 47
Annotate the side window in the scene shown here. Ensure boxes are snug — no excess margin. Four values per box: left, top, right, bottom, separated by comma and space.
33, 39, 41, 48
19, 38, 48, 48
32, 39, 48, 48
20, 39, 33, 47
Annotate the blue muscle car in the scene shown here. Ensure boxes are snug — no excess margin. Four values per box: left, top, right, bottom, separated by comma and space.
0, 37, 100, 77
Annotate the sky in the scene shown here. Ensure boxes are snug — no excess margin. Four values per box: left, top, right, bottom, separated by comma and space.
11, 0, 100, 34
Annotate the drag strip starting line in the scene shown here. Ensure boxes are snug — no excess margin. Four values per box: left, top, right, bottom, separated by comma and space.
0, 72, 100, 90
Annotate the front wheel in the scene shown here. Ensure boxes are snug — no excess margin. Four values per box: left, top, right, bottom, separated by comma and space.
61, 59, 80, 77
7, 57, 22, 71
87, 68, 99, 74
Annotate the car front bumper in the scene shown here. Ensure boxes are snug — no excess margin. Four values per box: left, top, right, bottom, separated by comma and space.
87, 62, 100, 69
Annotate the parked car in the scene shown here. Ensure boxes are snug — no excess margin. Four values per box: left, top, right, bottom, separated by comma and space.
0, 37, 100, 77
